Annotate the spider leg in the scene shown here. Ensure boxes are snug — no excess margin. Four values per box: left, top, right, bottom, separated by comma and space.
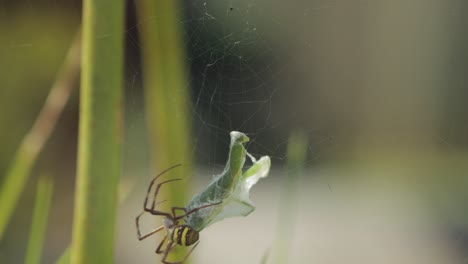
148, 179, 181, 212
171, 207, 187, 219
135, 211, 165, 241
143, 164, 182, 210
173, 201, 222, 221
161, 241, 176, 264
161, 241, 200, 264
155, 235, 168, 254
142, 165, 183, 218
144, 164, 182, 207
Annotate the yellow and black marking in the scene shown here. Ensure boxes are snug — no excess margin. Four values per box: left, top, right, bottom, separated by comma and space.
171, 225, 199, 246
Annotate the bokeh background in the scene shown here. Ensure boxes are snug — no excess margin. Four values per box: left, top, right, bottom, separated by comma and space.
1, 0, 468, 263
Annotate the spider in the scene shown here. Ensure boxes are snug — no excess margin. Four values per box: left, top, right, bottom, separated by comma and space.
136, 164, 221, 264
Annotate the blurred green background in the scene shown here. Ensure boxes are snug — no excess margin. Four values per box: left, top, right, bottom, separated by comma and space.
1, 0, 468, 263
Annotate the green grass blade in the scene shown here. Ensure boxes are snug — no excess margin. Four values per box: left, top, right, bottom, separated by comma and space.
70, 0, 125, 263
259, 248, 270, 264
0, 31, 81, 240
55, 247, 71, 264
135, 0, 192, 203
55, 180, 132, 264
55, 179, 131, 264
25, 175, 54, 264
135, 0, 192, 262
273, 130, 308, 264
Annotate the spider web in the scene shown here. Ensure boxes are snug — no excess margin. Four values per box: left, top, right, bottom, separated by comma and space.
182, 1, 281, 165
122, 2, 337, 261
122, 3, 333, 260
123, 1, 468, 263
123, 0, 336, 181
180, 0, 333, 167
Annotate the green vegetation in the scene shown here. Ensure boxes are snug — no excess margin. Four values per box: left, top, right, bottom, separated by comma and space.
135, 0, 193, 261
25, 175, 54, 264
70, 0, 125, 263
273, 130, 308, 264
259, 248, 270, 264
55, 247, 71, 264
0, 32, 81, 240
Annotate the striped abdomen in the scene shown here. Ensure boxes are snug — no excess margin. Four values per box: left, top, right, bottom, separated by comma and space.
171, 225, 199, 246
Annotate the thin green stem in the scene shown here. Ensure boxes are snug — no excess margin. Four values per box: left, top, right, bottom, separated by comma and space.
135, 0, 192, 261
70, 0, 124, 263
25, 175, 54, 264
273, 130, 308, 264
0, 31, 81, 240
55, 247, 71, 264
259, 248, 270, 264
55, 178, 132, 264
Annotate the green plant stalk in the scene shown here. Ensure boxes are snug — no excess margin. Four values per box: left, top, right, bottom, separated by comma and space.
0, 32, 81, 240
55, 247, 71, 264
70, 0, 124, 263
25, 175, 54, 264
259, 248, 270, 264
135, 0, 192, 261
273, 130, 308, 264
55, 178, 132, 264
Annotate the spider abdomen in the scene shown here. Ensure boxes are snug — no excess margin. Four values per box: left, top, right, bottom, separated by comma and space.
171, 225, 199, 246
